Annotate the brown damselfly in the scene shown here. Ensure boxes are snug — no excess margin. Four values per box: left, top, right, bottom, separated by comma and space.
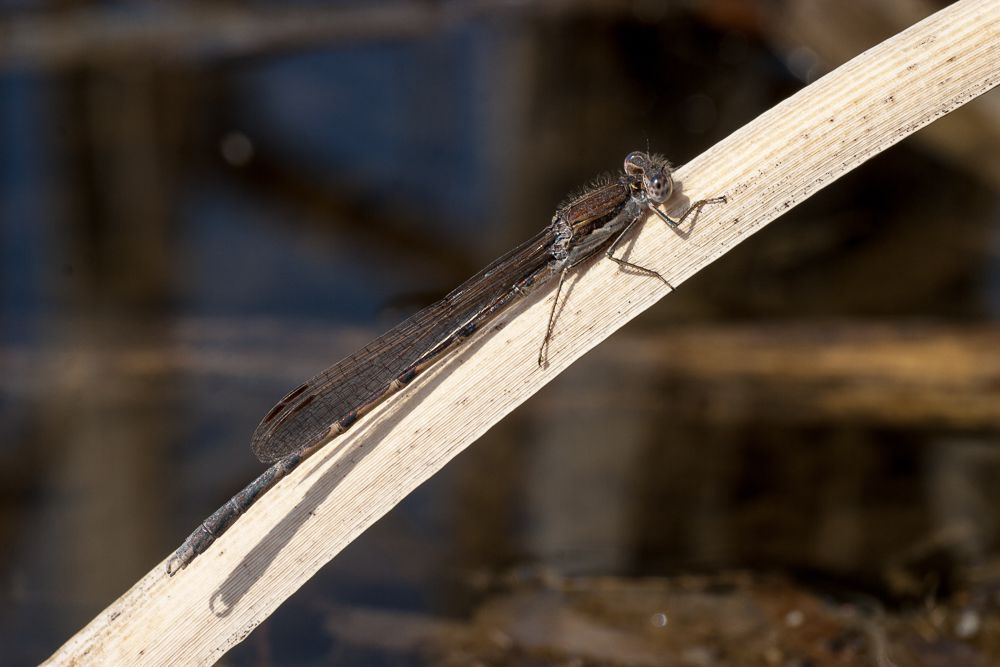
167, 151, 725, 574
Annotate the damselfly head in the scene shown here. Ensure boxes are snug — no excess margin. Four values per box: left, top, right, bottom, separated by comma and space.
623, 151, 674, 204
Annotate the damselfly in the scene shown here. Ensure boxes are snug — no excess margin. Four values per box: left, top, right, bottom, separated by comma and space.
167, 151, 725, 574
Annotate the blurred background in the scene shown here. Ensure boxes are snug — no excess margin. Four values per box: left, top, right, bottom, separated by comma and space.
2, 1, 1000, 665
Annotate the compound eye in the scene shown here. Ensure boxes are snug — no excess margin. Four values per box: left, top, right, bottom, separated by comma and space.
624, 151, 645, 176
647, 174, 671, 201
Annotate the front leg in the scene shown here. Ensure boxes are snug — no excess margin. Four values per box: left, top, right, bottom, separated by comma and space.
649, 195, 728, 229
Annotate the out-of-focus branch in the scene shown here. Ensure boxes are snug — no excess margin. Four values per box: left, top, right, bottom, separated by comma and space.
553, 322, 1000, 428
0, 1, 624, 68
6, 319, 1000, 427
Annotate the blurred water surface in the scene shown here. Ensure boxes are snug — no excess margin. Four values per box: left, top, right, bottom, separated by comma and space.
2, 2, 999, 665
